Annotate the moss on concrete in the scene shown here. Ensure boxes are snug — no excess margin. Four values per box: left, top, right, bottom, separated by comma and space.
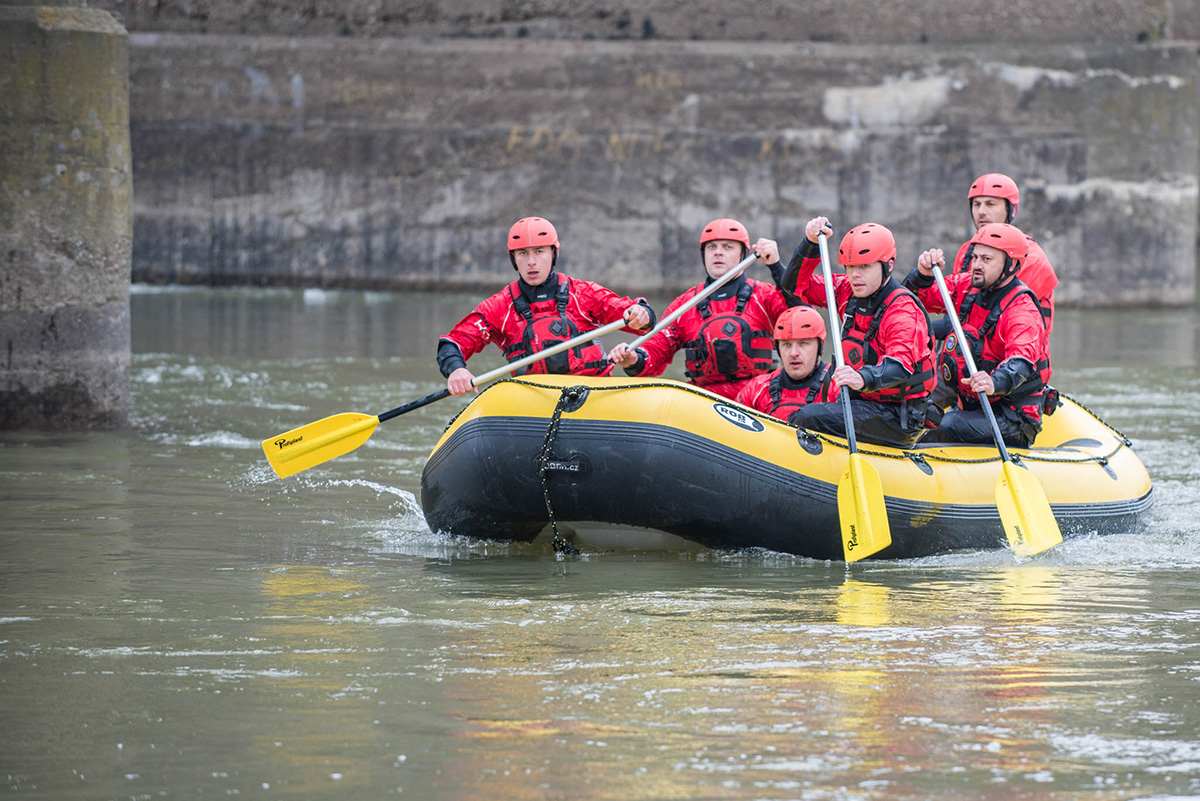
0, 5, 132, 429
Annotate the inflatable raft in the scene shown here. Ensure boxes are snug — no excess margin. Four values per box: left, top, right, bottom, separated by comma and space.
419, 375, 1153, 559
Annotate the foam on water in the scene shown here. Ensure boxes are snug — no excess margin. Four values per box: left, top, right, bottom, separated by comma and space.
231, 462, 280, 488
185, 431, 261, 449
302, 288, 333, 304
1047, 732, 1200, 769
325, 478, 423, 509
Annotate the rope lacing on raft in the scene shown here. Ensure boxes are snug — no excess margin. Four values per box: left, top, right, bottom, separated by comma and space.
537, 385, 586, 556
444, 378, 1134, 469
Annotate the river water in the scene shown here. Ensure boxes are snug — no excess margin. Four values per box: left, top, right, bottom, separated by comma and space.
3, 285, 1199, 800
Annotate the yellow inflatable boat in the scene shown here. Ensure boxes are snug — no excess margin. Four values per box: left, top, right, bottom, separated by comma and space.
419, 375, 1154, 559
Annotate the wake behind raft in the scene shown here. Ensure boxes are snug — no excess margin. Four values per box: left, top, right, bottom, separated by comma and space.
418, 375, 1153, 560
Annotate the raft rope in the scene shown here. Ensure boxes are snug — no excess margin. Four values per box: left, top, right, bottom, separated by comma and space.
1065, 394, 1134, 447
536, 385, 586, 556
430, 378, 1139, 554
453, 378, 1136, 469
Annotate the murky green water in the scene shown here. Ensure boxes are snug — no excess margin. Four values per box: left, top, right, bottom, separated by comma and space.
2, 286, 1199, 799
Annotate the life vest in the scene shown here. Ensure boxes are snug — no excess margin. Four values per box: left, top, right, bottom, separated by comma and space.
682, 278, 776, 385
840, 282, 937, 403
959, 242, 1054, 329
501, 279, 611, 376
939, 281, 1052, 416
766, 363, 836, 420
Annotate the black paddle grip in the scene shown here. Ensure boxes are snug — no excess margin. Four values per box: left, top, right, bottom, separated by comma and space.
378, 388, 451, 423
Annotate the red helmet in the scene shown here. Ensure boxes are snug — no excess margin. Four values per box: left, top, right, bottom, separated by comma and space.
700, 218, 751, 249
969, 223, 1029, 265
968, 173, 1020, 219
774, 306, 826, 343
508, 217, 559, 270
508, 217, 559, 252
838, 223, 896, 268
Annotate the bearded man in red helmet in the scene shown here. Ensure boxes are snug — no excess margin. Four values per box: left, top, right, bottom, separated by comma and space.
955, 173, 1058, 334
779, 217, 937, 448
904, 223, 1053, 448
606, 218, 788, 401
437, 216, 654, 395
735, 305, 839, 422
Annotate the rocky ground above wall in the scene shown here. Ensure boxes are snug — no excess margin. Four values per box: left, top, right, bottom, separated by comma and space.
95, 0, 1198, 42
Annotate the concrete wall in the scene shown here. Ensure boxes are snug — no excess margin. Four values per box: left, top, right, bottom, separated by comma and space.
0, 3, 133, 429
72, 1, 1199, 305
122, 31, 1199, 305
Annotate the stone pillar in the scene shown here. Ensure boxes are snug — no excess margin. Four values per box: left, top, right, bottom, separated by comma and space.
0, 0, 131, 429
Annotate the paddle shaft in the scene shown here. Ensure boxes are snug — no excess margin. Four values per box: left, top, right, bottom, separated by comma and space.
381, 261, 761, 423
625, 252, 759, 352
376, 314, 634, 423
930, 266, 1012, 463
816, 232, 893, 561
264, 298, 641, 477
930, 264, 1062, 556
816, 234, 859, 454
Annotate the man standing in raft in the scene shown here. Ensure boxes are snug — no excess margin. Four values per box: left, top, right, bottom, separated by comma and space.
780, 217, 937, 448
956, 173, 1058, 335
607, 218, 788, 401
437, 216, 654, 395
904, 223, 1052, 448
736, 306, 839, 422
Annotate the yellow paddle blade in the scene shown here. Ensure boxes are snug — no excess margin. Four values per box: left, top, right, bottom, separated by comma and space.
261, 412, 380, 478
837, 453, 892, 562
995, 460, 1063, 557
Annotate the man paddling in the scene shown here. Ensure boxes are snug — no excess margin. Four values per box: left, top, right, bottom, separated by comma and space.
955, 173, 1059, 335
437, 216, 654, 396
736, 306, 838, 422
607, 218, 788, 401
905, 223, 1053, 447
779, 217, 937, 448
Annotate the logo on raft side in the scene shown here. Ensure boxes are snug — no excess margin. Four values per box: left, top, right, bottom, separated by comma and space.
275, 436, 303, 450
713, 403, 765, 433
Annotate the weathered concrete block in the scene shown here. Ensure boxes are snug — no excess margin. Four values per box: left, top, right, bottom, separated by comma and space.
1173, 1, 1200, 40
0, 303, 131, 428
0, 5, 132, 428
125, 36, 1198, 305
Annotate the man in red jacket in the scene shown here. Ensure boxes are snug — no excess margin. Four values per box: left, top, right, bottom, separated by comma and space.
437, 216, 653, 395
607, 218, 788, 401
736, 305, 838, 422
954, 173, 1058, 334
904, 223, 1053, 448
780, 217, 936, 448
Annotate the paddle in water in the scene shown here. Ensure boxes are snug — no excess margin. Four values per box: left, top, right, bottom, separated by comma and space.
261, 315, 634, 478
262, 254, 764, 480
931, 264, 1062, 557
817, 233, 892, 562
